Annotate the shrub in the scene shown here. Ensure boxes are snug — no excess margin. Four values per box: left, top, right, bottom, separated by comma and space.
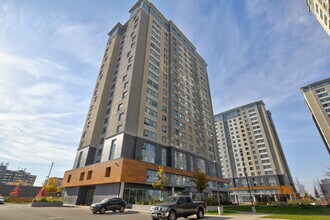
204, 196, 218, 206
5, 197, 35, 203
33, 196, 62, 203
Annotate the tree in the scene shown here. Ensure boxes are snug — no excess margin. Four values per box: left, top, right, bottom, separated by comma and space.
191, 168, 209, 200
295, 178, 307, 198
152, 166, 170, 200
44, 178, 62, 196
314, 186, 320, 200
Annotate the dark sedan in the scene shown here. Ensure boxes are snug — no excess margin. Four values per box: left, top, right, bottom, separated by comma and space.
90, 198, 126, 214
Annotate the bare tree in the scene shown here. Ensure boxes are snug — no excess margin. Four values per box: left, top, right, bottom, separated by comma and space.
295, 178, 307, 198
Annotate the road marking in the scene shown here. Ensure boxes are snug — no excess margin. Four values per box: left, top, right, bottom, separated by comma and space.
49, 217, 63, 219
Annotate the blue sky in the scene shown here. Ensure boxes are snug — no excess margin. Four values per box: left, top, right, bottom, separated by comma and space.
0, 0, 329, 193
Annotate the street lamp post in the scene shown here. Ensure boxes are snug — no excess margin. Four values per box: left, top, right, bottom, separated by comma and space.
239, 149, 256, 213
211, 134, 223, 215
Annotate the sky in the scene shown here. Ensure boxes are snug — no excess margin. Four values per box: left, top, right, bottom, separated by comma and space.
0, 0, 329, 193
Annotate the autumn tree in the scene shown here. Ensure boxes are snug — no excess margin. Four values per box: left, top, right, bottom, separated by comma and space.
152, 166, 170, 200
191, 168, 209, 200
44, 178, 62, 196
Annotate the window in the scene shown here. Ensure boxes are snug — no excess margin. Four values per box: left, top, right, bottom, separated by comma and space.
142, 142, 156, 163
124, 81, 129, 89
149, 63, 159, 73
104, 117, 108, 124
147, 88, 158, 98
118, 113, 124, 121
67, 175, 72, 183
146, 170, 157, 182
145, 107, 157, 117
143, 129, 156, 140
150, 56, 159, 66
174, 151, 187, 170
162, 115, 167, 122
127, 64, 132, 71
146, 97, 158, 108
144, 118, 157, 128
147, 79, 158, 90
105, 167, 111, 177
162, 136, 167, 143
79, 172, 85, 181
196, 158, 206, 173
150, 49, 160, 59
148, 71, 159, 81
116, 125, 122, 133
162, 106, 167, 113
123, 75, 127, 81
131, 42, 135, 48
161, 148, 167, 166
122, 91, 128, 99
109, 139, 116, 160
87, 171, 93, 180
117, 103, 123, 111
190, 156, 194, 171
162, 125, 167, 133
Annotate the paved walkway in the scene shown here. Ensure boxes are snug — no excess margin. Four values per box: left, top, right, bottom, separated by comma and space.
75, 205, 282, 220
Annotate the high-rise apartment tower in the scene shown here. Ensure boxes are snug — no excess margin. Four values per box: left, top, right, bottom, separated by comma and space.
214, 101, 295, 204
62, 0, 228, 205
306, 0, 330, 36
301, 78, 330, 154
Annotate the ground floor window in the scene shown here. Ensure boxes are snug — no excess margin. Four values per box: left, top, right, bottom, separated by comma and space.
123, 188, 170, 204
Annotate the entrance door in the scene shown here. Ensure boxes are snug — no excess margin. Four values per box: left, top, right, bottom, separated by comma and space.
85, 190, 95, 205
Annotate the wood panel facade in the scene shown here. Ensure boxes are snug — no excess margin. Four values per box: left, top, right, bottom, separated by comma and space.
62, 157, 229, 188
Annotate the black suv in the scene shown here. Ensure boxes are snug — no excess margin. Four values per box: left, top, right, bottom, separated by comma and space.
90, 198, 126, 214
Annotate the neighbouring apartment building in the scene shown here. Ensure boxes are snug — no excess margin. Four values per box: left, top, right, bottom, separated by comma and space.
0, 162, 36, 186
300, 78, 330, 154
62, 0, 229, 205
306, 0, 330, 36
214, 101, 296, 204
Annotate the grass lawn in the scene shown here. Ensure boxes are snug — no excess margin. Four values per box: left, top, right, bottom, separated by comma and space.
206, 210, 238, 215
223, 205, 330, 220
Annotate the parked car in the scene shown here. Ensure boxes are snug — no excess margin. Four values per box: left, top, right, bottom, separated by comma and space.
90, 198, 126, 214
150, 195, 207, 220
0, 196, 4, 204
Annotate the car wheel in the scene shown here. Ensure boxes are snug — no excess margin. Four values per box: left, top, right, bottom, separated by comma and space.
119, 205, 125, 212
196, 208, 204, 219
168, 210, 176, 220
100, 207, 106, 214
92, 211, 97, 214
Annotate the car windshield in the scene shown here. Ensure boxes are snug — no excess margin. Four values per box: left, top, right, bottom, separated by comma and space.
163, 196, 178, 203
100, 198, 110, 203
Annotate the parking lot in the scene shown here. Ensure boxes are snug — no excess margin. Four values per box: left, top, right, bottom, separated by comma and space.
0, 203, 271, 220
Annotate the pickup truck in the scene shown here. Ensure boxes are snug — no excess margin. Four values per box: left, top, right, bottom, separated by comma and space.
150, 195, 207, 220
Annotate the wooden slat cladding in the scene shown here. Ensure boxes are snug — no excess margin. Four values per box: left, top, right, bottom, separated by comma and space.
62, 158, 229, 188
230, 185, 295, 195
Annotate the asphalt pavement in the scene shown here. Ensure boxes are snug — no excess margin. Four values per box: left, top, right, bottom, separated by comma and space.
0, 203, 279, 220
